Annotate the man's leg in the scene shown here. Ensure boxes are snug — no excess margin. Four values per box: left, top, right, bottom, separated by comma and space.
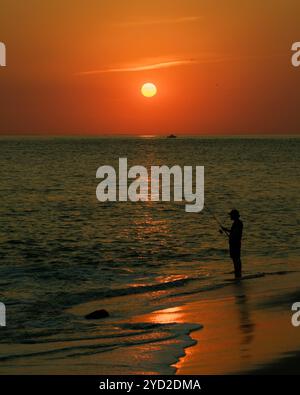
233, 257, 242, 279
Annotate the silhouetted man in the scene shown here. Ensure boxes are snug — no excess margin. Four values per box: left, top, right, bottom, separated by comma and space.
221, 209, 243, 279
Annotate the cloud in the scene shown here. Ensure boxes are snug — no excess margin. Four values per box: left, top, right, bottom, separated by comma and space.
75, 52, 252, 76
76, 59, 198, 76
115, 16, 202, 27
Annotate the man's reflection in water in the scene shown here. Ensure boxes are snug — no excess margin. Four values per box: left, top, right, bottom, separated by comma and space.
233, 281, 255, 360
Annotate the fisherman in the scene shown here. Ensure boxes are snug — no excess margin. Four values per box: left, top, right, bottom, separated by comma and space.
221, 209, 243, 279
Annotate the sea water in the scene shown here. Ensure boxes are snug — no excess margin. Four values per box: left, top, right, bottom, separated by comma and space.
0, 137, 299, 373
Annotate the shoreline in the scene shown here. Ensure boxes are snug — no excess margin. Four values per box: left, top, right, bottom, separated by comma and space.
131, 271, 300, 374
1, 270, 299, 374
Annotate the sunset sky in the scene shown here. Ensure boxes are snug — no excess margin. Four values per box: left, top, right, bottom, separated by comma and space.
0, 0, 299, 135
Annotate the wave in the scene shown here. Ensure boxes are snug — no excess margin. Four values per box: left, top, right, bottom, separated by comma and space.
58, 275, 202, 307
157, 269, 298, 301
0, 321, 202, 365
50, 269, 298, 317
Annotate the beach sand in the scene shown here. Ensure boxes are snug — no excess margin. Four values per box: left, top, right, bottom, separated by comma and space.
1, 270, 300, 375
131, 271, 300, 374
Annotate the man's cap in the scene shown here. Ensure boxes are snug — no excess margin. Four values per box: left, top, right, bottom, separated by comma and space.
229, 209, 240, 218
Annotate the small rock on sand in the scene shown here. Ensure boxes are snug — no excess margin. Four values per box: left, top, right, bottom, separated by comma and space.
85, 309, 109, 320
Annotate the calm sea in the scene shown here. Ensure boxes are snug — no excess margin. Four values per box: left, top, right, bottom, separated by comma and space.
0, 137, 299, 373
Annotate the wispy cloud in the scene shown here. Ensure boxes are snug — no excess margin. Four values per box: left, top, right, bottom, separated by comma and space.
76, 51, 254, 76
76, 59, 199, 76
115, 16, 202, 27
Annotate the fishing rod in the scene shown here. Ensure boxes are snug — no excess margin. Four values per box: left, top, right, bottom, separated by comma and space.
204, 204, 230, 237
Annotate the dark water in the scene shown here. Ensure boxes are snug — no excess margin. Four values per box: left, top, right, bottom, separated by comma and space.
0, 137, 299, 373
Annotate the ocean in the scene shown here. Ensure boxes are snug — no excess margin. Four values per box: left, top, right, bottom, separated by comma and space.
0, 137, 299, 374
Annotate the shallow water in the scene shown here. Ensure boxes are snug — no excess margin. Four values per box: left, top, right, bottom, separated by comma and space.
0, 137, 299, 373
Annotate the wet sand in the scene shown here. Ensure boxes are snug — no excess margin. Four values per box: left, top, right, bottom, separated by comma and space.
132, 271, 300, 374
1, 270, 300, 374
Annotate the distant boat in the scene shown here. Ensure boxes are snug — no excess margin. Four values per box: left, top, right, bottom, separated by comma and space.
167, 134, 177, 139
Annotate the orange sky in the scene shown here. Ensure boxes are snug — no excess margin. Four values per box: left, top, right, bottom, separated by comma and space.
0, 0, 299, 135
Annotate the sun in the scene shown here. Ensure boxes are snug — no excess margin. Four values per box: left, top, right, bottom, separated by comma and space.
141, 82, 157, 98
